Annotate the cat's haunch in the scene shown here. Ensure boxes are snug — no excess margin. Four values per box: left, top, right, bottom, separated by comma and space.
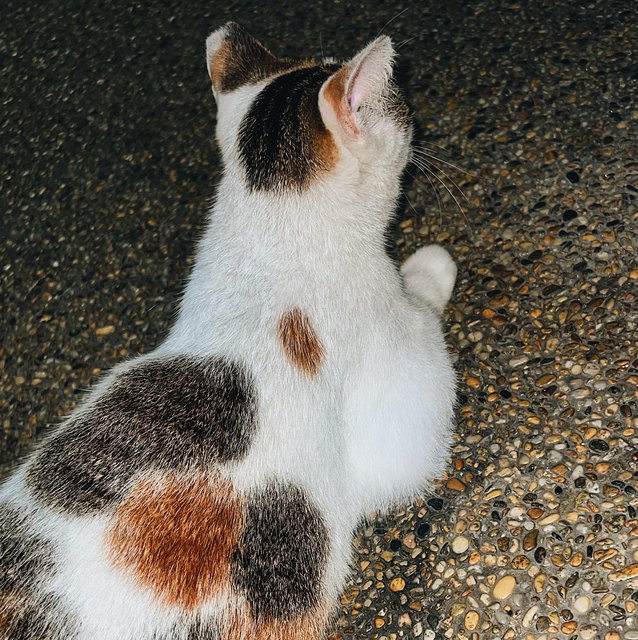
0, 23, 457, 640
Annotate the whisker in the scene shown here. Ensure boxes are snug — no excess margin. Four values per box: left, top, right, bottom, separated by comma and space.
406, 166, 443, 229
411, 157, 471, 229
400, 175, 424, 220
412, 147, 478, 179
412, 156, 473, 208
412, 139, 455, 155
396, 35, 418, 50
376, 7, 410, 38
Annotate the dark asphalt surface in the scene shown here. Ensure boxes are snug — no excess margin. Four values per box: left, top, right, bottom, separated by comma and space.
2, 1, 637, 638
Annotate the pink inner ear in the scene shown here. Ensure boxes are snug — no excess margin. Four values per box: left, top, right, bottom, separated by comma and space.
346, 66, 364, 112
340, 97, 360, 138
324, 68, 360, 138
340, 35, 395, 125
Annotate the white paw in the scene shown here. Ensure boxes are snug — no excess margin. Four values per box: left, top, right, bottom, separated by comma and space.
400, 245, 457, 315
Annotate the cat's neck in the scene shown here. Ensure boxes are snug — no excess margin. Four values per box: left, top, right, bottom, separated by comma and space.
193, 172, 400, 286
164, 175, 402, 352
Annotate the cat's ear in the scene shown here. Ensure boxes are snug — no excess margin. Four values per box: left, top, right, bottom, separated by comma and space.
206, 22, 289, 95
319, 36, 395, 140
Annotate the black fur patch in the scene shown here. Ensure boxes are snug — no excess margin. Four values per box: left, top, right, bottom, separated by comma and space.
0, 505, 77, 639
153, 617, 220, 640
183, 620, 219, 640
238, 65, 339, 193
0, 592, 78, 640
0, 505, 53, 596
232, 483, 329, 621
214, 23, 298, 93
27, 357, 257, 514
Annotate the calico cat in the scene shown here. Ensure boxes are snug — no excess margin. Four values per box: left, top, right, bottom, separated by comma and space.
0, 22, 457, 640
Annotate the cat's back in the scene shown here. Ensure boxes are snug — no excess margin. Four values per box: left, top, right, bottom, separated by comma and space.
0, 351, 344, 640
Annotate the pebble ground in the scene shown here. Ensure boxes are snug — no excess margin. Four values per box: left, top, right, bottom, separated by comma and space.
1, 0, 637, 639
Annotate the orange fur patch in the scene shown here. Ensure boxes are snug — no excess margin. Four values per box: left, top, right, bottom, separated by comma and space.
107, 473, 243, 610
210, 40, 231, 90
314, 123, 338, 175
278, 308, 324, 376
323, 66, 347, 114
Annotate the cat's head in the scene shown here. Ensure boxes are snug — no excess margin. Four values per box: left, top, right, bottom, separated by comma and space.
205, 23, 411, 200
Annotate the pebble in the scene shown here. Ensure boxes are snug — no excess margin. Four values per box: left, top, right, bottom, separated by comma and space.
452, 536, 470, 554
493, 576, 516, 601
522, 605, 538, 628
569, 551, 585, 567
464, 610, 479, 631
589, 439, 610, 453
523, 529, 538, 551
574, 595, 592, 614
535, 374, 556, 387
94, 325, 116, 336
609, 563, 638, 581
446, 478, 467, 492
511, 555, 530, 570
534, 574, 547, 593
562, 620, 578, 634
389, 577, 406, 592
538, 513, 560, 526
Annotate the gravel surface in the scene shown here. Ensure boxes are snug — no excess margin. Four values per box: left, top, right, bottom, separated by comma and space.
2, 0, 637, 638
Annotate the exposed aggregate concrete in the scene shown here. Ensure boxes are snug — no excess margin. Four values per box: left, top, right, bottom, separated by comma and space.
1, 0, 636, 638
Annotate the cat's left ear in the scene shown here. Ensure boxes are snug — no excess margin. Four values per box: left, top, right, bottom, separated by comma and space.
319, 36, 395, 140
206, 22, 290, 96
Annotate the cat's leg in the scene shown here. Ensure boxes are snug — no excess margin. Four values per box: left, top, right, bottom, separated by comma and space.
344, 246, 457, 513
400, 244, 457, 316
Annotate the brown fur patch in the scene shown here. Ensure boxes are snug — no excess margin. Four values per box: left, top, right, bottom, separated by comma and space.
0, 594, 19, 635
210, 40, 231, 91
210, 23, 302, 93
107, 473, 243, 610
227, 604, 331, 640
278, 308, 324, 376
314, 120, 338, 175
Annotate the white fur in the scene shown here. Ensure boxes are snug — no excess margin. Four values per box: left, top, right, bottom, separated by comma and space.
0, 28, 457, 638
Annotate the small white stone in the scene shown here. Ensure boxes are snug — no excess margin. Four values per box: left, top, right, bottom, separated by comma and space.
452, 535, 470, 554
573, 595, 592, 614
509, 355, 529, 367
522, 604, 539, 628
